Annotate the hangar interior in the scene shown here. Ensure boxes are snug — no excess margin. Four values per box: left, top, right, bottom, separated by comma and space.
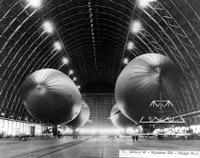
1, 0, 200, 138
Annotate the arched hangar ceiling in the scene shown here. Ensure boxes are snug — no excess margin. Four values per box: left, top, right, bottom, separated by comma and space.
0, 0, 200, 123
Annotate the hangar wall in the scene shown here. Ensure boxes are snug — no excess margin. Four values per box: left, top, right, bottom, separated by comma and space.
0, 118, 44, 137
82, 93, 115, 129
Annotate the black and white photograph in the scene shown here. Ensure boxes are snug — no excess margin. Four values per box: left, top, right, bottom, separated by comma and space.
0, 0, 200, 157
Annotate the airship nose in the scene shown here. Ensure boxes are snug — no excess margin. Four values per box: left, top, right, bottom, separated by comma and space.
35, 84, 47, 95
154, 66, 161, 74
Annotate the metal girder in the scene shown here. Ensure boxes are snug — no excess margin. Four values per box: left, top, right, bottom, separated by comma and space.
139, 100, 186, 125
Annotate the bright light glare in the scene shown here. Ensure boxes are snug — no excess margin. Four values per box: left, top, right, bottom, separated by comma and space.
80, 128, 98, 135
62, 127, 73, 135
54, 41, 62, 51
73, 77, 77, 81
69, 70, 74, 75
99, 129, 120, 135
77, 85, 81, 89
138, 0, 157, 9
123, 58, 129, 64
62, 57, 69, 65
43, 21, 54, 34
78, 128, 121, 135
127, 41, 135, 50
126, 127, 134, 135
126, 127, 141, 135
131, 20, 142, 34
27, 0, 42, 8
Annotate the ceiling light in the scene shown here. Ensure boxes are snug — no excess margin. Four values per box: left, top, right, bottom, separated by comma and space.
77, 85, 81, 89
73, 77, 77, 81
137, 0, 157, 9
131, 20, 142, 34
27, 0, 42, 9
123, 58, 129, 64
69, 70, 74, 75
43, 21, 54, 34
1, 112, 5, 116
54, 41, 62, 51
127, 41, 135, 50
62, 57, 69, 65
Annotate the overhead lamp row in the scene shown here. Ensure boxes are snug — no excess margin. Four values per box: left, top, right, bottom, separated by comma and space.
25, 0, 80, 89
123, 0, 157, 65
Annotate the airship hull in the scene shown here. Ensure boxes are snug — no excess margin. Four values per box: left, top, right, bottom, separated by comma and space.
115, 53, 180, 123
22, 69, 82, 125
110, 104, 136, 129
66, 101, 90, 129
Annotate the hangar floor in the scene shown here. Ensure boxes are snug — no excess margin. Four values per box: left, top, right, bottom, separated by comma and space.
0, 136, 200, 158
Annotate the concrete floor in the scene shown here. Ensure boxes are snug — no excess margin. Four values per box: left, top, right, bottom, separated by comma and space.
0, 136, 200, 158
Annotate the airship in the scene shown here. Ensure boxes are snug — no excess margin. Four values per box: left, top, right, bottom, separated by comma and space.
110, 104, 136, 129
22, 68, 82, 125
115, 53, 181, 124
66, 101, 90, 129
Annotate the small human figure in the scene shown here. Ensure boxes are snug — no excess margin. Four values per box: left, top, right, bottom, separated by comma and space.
52, 127, 57, 138
132, 135, 138, 141
57, 131, 61, 138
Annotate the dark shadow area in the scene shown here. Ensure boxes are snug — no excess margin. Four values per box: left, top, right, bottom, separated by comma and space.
80, 82, 114, 93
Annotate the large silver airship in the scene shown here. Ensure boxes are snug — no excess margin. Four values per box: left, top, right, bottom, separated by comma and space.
22, 68, 82, 125
115, 53, 181, 124
110, 104, 135, 129
66, 101, 90, 129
